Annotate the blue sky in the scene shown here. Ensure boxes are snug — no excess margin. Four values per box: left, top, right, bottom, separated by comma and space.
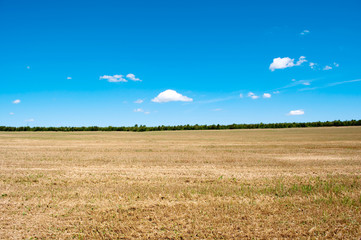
1, 0, 361, 127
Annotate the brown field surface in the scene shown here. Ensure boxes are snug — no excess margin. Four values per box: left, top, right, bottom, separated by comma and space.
1, 127, 361, 239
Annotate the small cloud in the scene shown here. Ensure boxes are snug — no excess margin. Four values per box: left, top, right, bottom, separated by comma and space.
67, 77, 72, 80
274, 78, 318, 92
273, 91, 280, 94
263, 93, 271, 98
248, 92, 259, 99
196, 96, 235, 104
239, 93, 243, 98
25, 118, 35, 122
292, 79, 312, 86
327, 79, 361, 87
300, 30, 310, 35
309, 62, 337, 70
297, 56, 307, 65
269, 56, 307, 71
152, 89, 193, 103
126, 73, 142, 82
100, 74, 127, 83
300, 79, 361, 91
309, 62, 317, 69
212, 108, 222, 111
12, 99, 21, 104
134, 108, 150, 114
287, 110, 304, 116
9, 112, 14, 115
134, 99, 144, 104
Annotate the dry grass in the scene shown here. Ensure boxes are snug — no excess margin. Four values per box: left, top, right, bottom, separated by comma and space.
1, 127, 361, 239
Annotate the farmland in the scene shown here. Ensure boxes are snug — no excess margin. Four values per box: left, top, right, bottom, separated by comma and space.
1, 127, 361, 239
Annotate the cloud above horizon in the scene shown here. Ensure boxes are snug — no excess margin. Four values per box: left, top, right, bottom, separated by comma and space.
299, 78, 361, 91
134, 99, 144, 104
323, 62, 339, 71
100, 73, 142, 82
288, 110, 305, 116
99, 74, 127, 83
327, 79, 361, 87
248, 92, 259, 99
133, 108, 150, 114
126, 73, 142, 82
300, 29, 310, 35
152, 90, 193, 103
263, 93, 271, 98
309, 61, 339, 71
269, 56, 307, 71
12, 99, 21, 104
309, 62, 317, 69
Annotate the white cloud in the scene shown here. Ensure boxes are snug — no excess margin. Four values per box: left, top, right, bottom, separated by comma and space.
239, 93, 243, 98
134, 108, 150, 114
9, 112, 14, 115
299, 79, 361, 91
300, 30, 310, 35
12, 99, 21, 104
323, 65, 332, 71
309, 62, 317, 69
126, 73, 142, 81
67, 77, 72, 80
297, 56, 307, 65
212, 108, 222, 111
263, 93, 271, 98
99, 74, 127, 82
328, 79, 361, 87
288, 110, 304, 116
309, 62, 338, 70
277, 79, 314, 90
152, 90, 193, 103
273, 91, 280, 94
25, 118, 34, 122
248, 92, 259, 99
196, 96, 235, 104
134, 99, 144, 104
269, 56, 307, 71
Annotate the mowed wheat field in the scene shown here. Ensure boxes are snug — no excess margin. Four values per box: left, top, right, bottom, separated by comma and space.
1, 127, 361, 239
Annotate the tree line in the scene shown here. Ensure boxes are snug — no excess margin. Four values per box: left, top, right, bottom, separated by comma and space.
0, 119, 360, 132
